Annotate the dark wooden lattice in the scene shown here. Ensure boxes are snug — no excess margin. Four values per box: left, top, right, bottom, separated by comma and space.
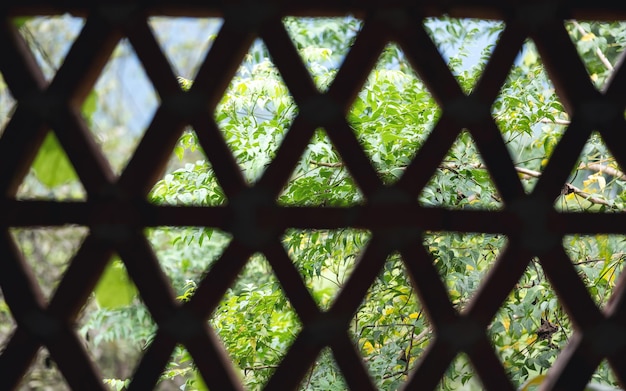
2, 1, 626, 390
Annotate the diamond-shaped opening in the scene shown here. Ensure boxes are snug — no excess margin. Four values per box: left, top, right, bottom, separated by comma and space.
148, 130, 227, 206
0, 286, 17, 353
565, 21, 626, 89
79, 300, 156, 384
555, 132, 626, 212
210, 253, 301, 389
278, 129, 366, 206
424, 232, 507, 310
348, 43, 440, 186
438, 353, 483, 390
9, 226, 88, 301
491, 258, 568, 387
16, 15, 85, 81
354, 252, 426, 390
90, 39, 159, 175
148, 17, 223, 79
214, 39, 296, 183
299, 347, 347, 390
563, 234, 626, 308
146, 227, 231, 293
282, 16, 362, 91
19, 346, 71, 390
0, 71, 16, 137
15, 130, 87, 200
493, 39, 568, 195
80, 253, 155, 384
281, 228, 371, 309
419, 131, 502, 209
424, 17, 504, 94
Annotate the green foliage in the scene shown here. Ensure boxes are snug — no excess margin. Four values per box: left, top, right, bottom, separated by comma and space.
6, 16, 626, 391
103, 378, 130, 391
145, 18, 626, 390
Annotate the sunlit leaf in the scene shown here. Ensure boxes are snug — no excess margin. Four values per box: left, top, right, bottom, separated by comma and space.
31, 131, 78, 187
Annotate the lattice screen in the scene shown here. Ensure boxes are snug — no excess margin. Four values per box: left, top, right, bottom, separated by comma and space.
2, 1, 626, 390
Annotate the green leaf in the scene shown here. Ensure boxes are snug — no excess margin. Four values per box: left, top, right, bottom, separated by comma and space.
194, 371, 209, 391
13, 17, 30, 28
81, 90, 98, 127
31, 131, 78, 187
94, 257, 138, 309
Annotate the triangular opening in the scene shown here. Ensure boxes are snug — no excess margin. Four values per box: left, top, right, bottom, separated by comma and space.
148, 129, 228, 206
214, 39, 296, 184
146, 227, 232, 289
153, 344, 201, 390
355, 252, 425, 390
148, 17, 223, 79
80, 296, 155, 385
554, 132, 626, 212
299, 347, 347, 390
423, 17, 505, 94
278, 128, 366, 206
418, 131, 502, 209
282, 16, 362, 91
565, 21, 625, 89
16, 15, 85, 81
563, 234, 626, 309
424, 232, 507, 311
9, 226, 88, 302
19, 346, 71, 390
16, 130, 87, 200
348, 43, 440, 185
0, 71, 16, 138
90, 39, 159, 175
491, 258, 568, 387
438, 353, 483, 390
281, 228, 371, 310
493, 39, 568, 195
210, 253, 301, 389
591, 359, 620, 389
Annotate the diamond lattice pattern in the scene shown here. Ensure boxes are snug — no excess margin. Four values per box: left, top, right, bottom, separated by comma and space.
2, 3, 626, 391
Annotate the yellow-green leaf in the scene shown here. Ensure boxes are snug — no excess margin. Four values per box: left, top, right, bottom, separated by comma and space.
13, 17, 30, 28
82, 90, 98, 127
581, 32, 596, 42
31, 131, 78, 187
94, 257, 138, 309
194, 371, 208, 391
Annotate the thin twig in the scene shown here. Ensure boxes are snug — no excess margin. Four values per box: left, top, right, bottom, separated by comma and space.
242, 364, 280, 371
539, 118, 571, 126
562, 183, 611, 207
579, 162, 626, 181
571, 259, 602, 266
310, 160, 344, 168
572, 20, 614, 71
311, 160, 616, 207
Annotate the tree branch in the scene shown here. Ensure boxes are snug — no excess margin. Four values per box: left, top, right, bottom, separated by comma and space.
571, 20, 614, 71
579, 162, 626, 181
311, 160, 617, 207
539, 118, 571, 126
242, 364, 280, 371
310, 160, 344, 168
